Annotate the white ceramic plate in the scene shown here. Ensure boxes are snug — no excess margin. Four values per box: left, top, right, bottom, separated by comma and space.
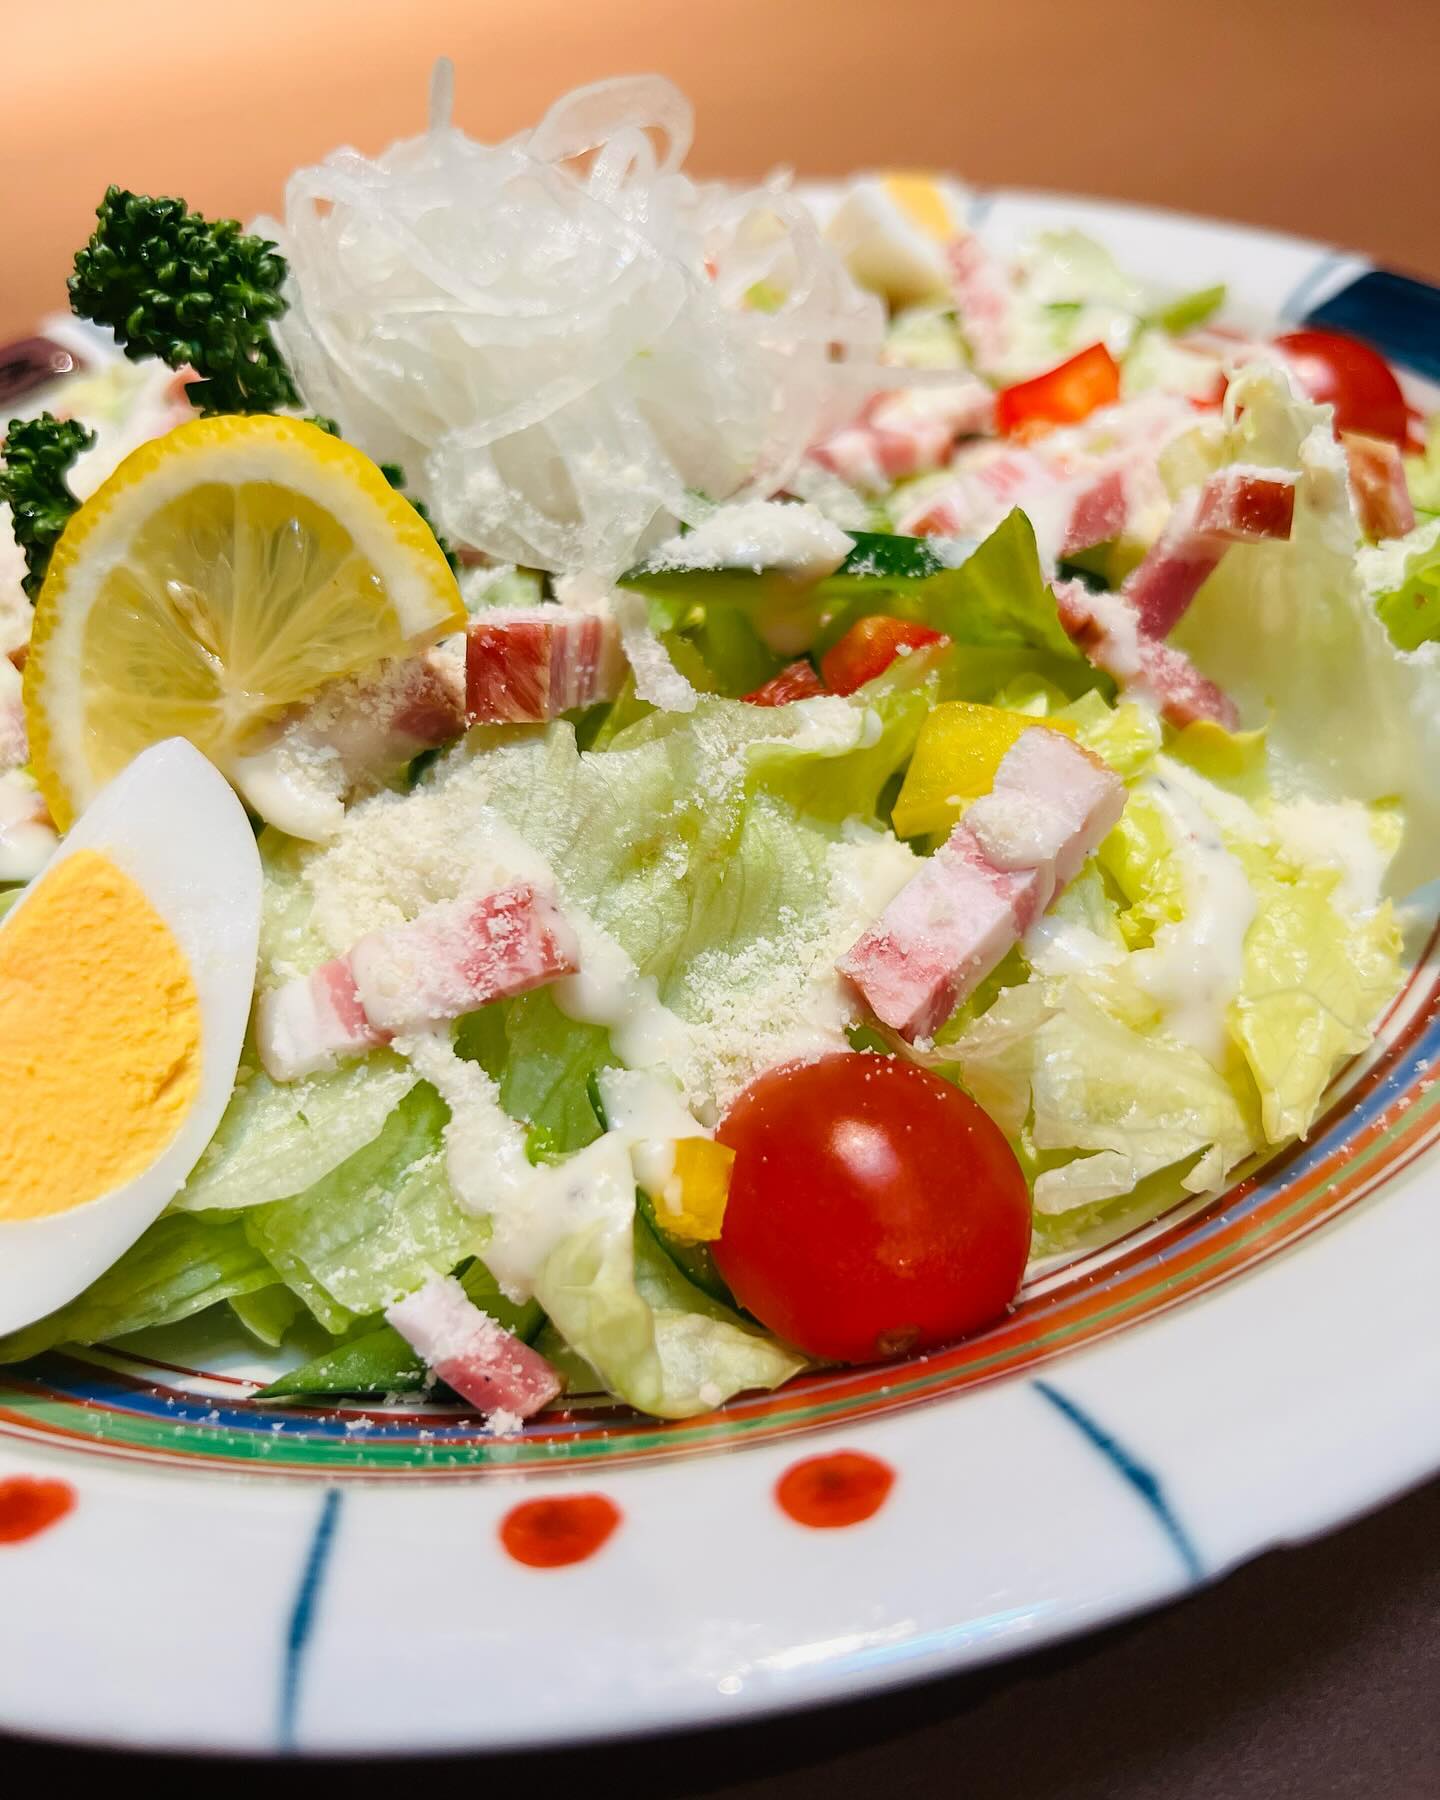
3, 191, 1438, 1756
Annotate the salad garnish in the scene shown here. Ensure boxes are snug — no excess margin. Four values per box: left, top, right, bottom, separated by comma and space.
0, 66, 1436, 1427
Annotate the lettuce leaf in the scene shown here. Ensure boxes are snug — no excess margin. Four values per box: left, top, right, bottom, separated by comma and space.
1172, 363, 1440, 895
532, 1135, 803, 1418
1369, 519, 1440, 652
0, 1214, 274, 1364
174, 1053, 418, 1213
242, 1082, 479, 1328
949, 977, 1259, 1217
1231, 846, 1402, 1143
1405, 414, 1440, 514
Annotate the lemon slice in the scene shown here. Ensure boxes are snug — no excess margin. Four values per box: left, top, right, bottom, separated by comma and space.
24, 414, 464, 828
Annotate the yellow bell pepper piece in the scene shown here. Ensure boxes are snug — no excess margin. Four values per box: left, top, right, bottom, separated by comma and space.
892, 703, 1076, 841
646, 1137, 735, 1243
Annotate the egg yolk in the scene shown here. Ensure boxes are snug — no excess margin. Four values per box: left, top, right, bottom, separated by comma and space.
0, 849, 201, 1221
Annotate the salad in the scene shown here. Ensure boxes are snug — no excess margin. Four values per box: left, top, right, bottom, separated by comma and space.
1, 67, 1438, 1427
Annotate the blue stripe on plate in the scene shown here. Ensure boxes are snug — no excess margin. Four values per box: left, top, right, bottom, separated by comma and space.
1303, 268, 1440, 382
279, 1488, 343, 1752
1034, 1380, 1203, 1584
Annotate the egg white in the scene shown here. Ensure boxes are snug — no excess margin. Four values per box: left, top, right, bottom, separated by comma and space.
0, 739, 261, 1333
824, 175, 971, 308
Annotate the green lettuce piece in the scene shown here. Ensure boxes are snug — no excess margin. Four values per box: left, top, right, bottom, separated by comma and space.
1153, 283, 1226, 335
1056, 691, 1163, 778
815, 511, 1085, 665
243, 1082, 479, 1327
259, 1260, 543, 1398
1371, 523, 1440, 652
1231, 847, 1402, 1142
532, 1136, 802, 1419
0, 1215, 274, 1364
229, 1286, 303, 1349
1172, 362, 1440, 895
949, 977, 1259, 1219
174, 1053, 418, 1212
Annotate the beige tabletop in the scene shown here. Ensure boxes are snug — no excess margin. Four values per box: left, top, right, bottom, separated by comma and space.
4, 0, 1439, 342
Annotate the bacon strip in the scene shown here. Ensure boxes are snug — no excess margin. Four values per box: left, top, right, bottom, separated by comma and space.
386, 1275, 561, 1423
256, 883, 578, 1081
466, 608, 623, 724
232, 650, 467, 840
349, 883, 578, 1035
1055, 579, 1239, 730
945, 234, 1013, 375
837, 731, 1124, 1040
256, 957, 391, 1083
1342, 432, 1416, 542
1126, 466, 1297, 638
810, 381, 995, 493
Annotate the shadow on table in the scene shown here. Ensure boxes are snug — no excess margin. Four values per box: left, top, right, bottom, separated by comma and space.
6, 1477, 1440, 1799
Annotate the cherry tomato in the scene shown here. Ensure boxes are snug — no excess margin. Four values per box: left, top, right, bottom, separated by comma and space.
995, 342, 1121, 437
1271, 329, 1408, 444
714, 1054, 1031, 1363
743, 659, 827, 706
819, 616, 947, 695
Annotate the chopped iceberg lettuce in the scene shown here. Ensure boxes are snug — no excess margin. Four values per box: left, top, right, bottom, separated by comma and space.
174, 1053, 419, 1213
1173, 363, 1440, 895
0, 1214, 275, 1364
243, 1082, 479, 1329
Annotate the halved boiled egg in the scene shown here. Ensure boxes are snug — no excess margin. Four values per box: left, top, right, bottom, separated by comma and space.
0, 739, 260, 1332
824, 174, 971, 308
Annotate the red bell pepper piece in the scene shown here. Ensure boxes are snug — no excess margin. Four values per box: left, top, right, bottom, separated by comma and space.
995, 343, 1121, 437
819, 617, 948, 696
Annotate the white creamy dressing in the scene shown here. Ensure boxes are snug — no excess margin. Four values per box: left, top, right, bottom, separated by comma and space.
1127, 775, 1257, 1066
594, 1066, 711, 1210
1023, 913, 1125, 978
0, 771, 58, 884
1268, 797, 1390, 914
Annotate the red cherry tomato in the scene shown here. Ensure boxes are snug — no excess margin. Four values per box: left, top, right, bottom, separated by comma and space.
819, 616, 947, 696
742, 659, 827, 706
714, 1054, 1031, 1364
995, 342, 1121, 437
1271, 330, 1408, 445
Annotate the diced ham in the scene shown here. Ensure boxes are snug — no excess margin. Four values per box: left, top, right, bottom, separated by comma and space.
386, 1275, 561, 1423
1192, 465, 1297, 543
1122, 493, 1227, 639
1127, 467, 1296, 638
466, 608, 623, 724
810, 382, 994, 494
349, 883, 579, 1035
1055, 579, 1240, 731
232, 649, 468, 840
945, 234, 1013, 375
1343, 432, 1415, 541
838, 730, 1125, 1040
256, 956, 391, 1082
256, 883, 578, 1081
1060, 466, 1130, 557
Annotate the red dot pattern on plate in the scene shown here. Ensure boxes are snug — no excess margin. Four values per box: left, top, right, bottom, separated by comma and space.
499, 1494, 622, 1568
775, 1451, 895, 1528
0, 1475, 76, 1544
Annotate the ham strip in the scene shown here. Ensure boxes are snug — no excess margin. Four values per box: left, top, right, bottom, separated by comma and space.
837, 730, 1125, 1040
257, 883, 578, 1080
1055, 579, 1239, 730
1342, 433, 1416, 542
387, 1275, 561, 1423
810, 381, 995, 493
466, 608, 623, 723
1126, 466, 1297, 638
